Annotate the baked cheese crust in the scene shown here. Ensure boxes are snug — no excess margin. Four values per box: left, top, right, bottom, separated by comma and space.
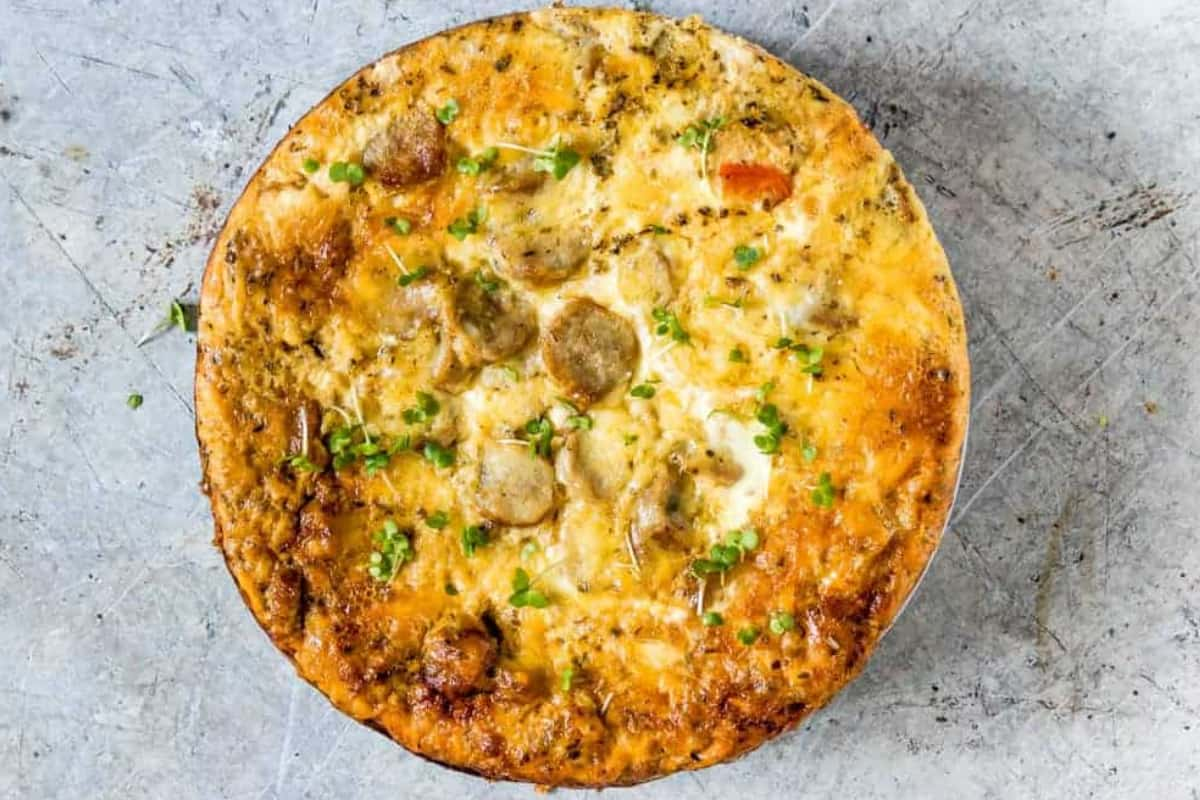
196, 7, 969, 787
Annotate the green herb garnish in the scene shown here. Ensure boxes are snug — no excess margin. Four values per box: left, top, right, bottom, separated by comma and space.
444, 583, 459, 596
328, 161, 365, 187
435, 98, 460, 125
630, 383, 656, 399
423, 441, 456, 469
137, 299, 193, 346
460, 524, 488, 556
367, 520, 413, 582
811, 471, 836, 508
690, 529, 760, 577
702, 611, 724, 627
126, 393, 143, 409
651, 308, 690, 344
494, 139, 582, 180
426, 510, 450, 530
356, 440, 390, 476
523, 416, 554, 459
509, 567, 549, 608
773, 337, 825, 375
403, 391, 441, 425
728, 347, 748, 363
397, 265, 429, 287
801, 440, 818, 462
768, 611, 796, 635
385, 216, 412, 235
737, 626, 760, 645
734, 244, 761, 269
447, 207, 485, 240
677, 116, 726, 181
753, 403, 788, 455
325, 424, 405, 474
384, 241, 428, 287
560, 667, 575, 691
557, 398, 593, 430
456, 146, 499, 176
473, 268, 503, 293
281, 452, 319, 472
302, 157, 320, 174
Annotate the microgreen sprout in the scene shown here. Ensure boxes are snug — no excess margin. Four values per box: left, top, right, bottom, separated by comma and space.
677, 116, 725, 182
772, 337, 825, 375
768, 611, 796, 635
492, 138, 582, 180
509, 567, 550, 608
523, 416, 554, 459
456, 147, 499, 176
737, 626, 760, 645
690, 528, 760, 577
651, 308, 690, 344
811, 471, 836, 508
460, 524, 489, 557
733, 244, 762, 270
448, 207, 486, 240
435, 98, 460, 125
328, 161, 365, 186
384, 216, 412, 236
137, 299, 193, 346
367, 520, 413, 582
402, 391, 440, 425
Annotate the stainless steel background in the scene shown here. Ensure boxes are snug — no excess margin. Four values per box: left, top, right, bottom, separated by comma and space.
2, 1, 1199, 797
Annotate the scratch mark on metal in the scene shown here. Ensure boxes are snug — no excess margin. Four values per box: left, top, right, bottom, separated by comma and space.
5, 179, 196, 418
34, 46, 74, 96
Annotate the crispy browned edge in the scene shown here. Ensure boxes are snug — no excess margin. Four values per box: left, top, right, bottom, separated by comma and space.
193, 6, 972, 788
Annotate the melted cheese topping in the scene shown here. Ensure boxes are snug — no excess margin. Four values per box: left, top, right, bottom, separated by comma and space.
196, 8, 969, 788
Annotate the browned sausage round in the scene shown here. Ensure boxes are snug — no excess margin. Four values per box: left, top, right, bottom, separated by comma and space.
454, 278, 537, 363
362, 108, 446, 188
422, 623, 498, 699
542, 299, 638, 404
491, 226, 591, 286
475, 444, 556, 526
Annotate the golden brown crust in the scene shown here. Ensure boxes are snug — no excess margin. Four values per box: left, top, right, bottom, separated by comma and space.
196, 7, 969, 787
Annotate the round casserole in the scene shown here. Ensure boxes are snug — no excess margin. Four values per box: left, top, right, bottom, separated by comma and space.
196, 7, 969, 787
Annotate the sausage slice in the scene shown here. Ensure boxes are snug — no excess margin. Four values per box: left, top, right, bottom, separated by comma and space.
492, 226, 591, 286
362, 108, 446, 188
454, 278, 537, 363
542, 299, 638, 404
476, 444, 556, 526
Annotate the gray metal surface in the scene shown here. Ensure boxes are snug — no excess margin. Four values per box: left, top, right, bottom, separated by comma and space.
2, 1, 1198, 797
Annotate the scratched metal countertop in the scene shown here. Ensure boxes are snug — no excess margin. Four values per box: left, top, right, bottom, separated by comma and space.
2, 1, 1199, 797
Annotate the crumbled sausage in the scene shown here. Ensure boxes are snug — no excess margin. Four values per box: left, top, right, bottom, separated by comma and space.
542, 299, 638, 404
263, 564, 305, 640
422, 622, 498, 699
